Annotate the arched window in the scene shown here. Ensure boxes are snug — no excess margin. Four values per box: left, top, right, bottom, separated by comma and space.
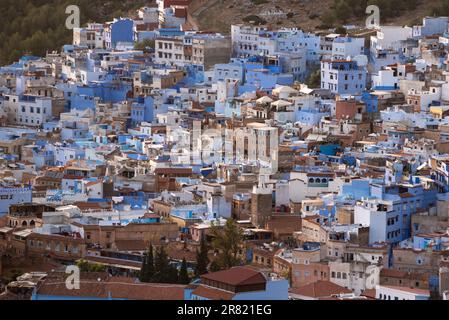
30, 220, 35, 227
309, 178, 315, 183
22, 221, 27, 227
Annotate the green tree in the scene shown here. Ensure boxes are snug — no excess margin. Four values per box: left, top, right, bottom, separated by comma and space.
76, 259, 90, 272
209, 260, 222, 272
76, 259, 105, 272
139, 253, 148, 282
145, 244, 154, 281
134, 39, 155, 51
195, 236, 209, 277
0, 0, 150, 65
168, 264, 179, 284
153, 246, 179, 283
178, 258, 190, 284
333, 0, 352, 23
140, 244, 154, 283
210, 219, 243, 270
320, 11, 336, 29
335, 25, 347, 35
430, 0, 449, 16
306, 68, 321, 88
91, 264, 105, 272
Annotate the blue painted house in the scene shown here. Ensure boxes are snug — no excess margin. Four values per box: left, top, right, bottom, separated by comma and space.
131, 96, 155, 126
105, 19, 134, 49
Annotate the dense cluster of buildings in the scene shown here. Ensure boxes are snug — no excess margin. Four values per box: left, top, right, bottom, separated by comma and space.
0, 0, 449, 300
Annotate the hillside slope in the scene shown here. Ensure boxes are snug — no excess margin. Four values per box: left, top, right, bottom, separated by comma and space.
0, 0, 151, 65
190, 0, 444, 33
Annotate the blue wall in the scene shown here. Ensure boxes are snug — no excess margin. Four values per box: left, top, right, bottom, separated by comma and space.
111, 19, 134, 48
341, 179, 371, 200
361, 91, 379, 113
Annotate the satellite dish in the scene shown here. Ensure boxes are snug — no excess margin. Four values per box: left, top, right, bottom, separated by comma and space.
353, 55, 368, 67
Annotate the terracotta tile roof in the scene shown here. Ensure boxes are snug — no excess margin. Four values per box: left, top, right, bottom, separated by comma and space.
361, 288, 377, 299
105, 282, 186, 300
289, 280, 352, 298
37, 277, 186, 300
201, 267, 267, 286
191, 285, 235, 300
